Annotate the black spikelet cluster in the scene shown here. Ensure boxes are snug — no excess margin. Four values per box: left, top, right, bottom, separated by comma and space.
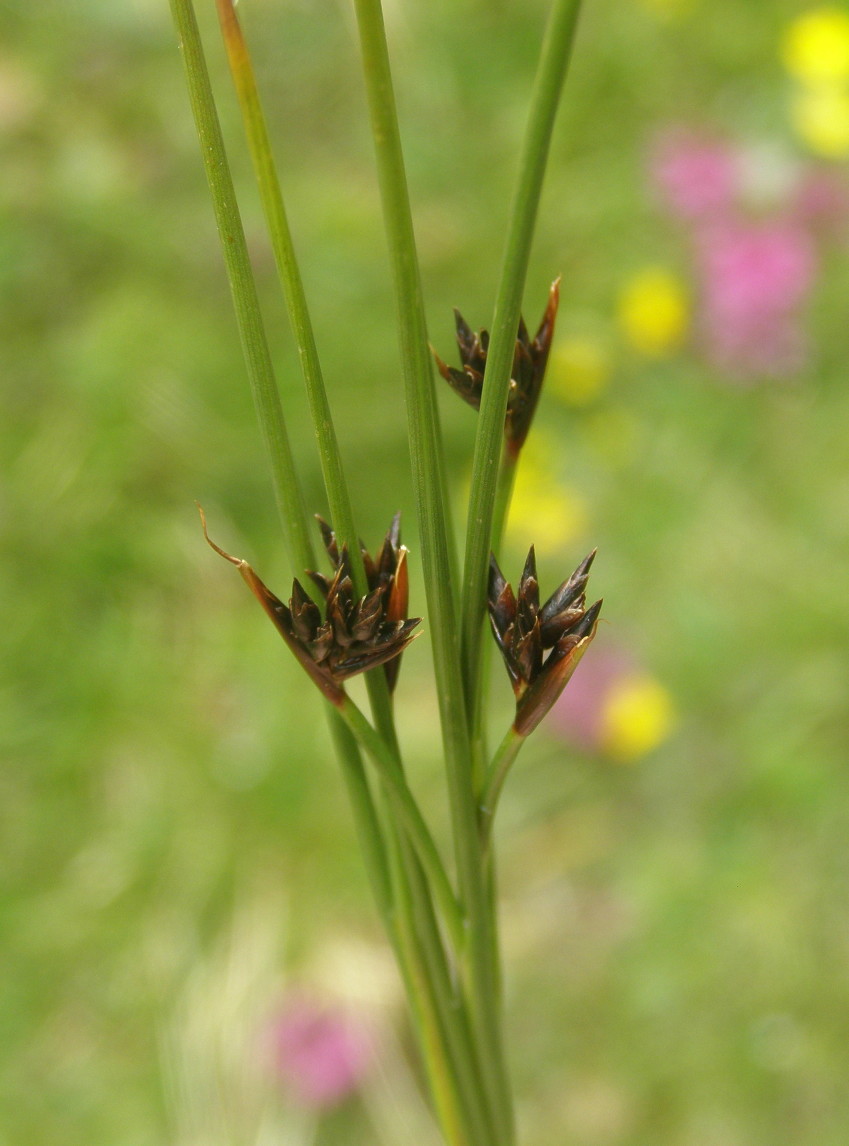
433, 279, 560, 456
489, 547, 601, 736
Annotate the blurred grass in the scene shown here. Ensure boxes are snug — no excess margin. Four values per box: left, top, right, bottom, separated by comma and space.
3, 0, 849, 1143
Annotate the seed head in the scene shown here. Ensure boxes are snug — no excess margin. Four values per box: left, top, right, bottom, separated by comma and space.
433, 278, 560, 457
310, 513, 413, 692
488, 546, 601, 737
200, 507, 420, 704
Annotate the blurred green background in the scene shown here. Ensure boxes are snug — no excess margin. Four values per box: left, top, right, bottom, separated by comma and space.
3, 0, 849, 1143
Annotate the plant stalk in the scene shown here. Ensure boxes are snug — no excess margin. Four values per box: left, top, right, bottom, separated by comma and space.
351, 3, 516, 1140
461, 0, 584, 724
340, 696, 466, 956
169, 0, 313, 570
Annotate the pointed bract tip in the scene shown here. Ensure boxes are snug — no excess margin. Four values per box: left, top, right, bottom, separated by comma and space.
575, 548, 598, 578
431, 347, 453, 381
572, 598, 603, 639
197, 503, 244, 568
387, 510, 402, 549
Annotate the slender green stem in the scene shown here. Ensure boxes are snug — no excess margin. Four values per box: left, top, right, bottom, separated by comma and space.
461, 0, 584, 723
169, 0, 313, 571
328, 726, 486, 1146
352, 4, 515, 1141
326, 714, 394, 928
387, 839, 488, 1146
171, 0, 401, 1028
480, 726, 526, 849
340, 696, 465, 955
174, 8, 498, 1143
215, 0, 349, 544
342, 694, 500, 1141
350, 0, 467, 764
350, 0, 469, 928
491, 452, 520, 564
394, 836, 499, 1146
214, 0, 404, 755
471, 451, 519, 794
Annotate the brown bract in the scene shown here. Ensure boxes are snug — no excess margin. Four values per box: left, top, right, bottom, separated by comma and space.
432, 278, 560, 457
200, 507, 420, 705
489, 546, 602, 737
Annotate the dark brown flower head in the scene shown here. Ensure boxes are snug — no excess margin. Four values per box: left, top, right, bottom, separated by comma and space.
433, 278, 560, 458
199, 507, 420, 705
308, 513, 412, 692
489, 546, 601, 737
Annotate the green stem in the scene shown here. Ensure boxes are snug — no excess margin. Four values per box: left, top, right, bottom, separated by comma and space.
331, 719, 486, 1145
171, 15, 407, 1100
343, 696, 500, 1144
480, 726, 526, 850
492, 451, 520, 563
169, 0, 313, 571
387, 837, 488, 1146
461, 0, 584, 725
214, 0, 348, 542
173, 10, 495, 1143
214, 0, 402, 753
393, 835, 498, 1146
350, 0, 465, 758
470, 451, 519, 794
352, 4, 515, 1141
327, 712, 394, 927
340, 696, 465, 956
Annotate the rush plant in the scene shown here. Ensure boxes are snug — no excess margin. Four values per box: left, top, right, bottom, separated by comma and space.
170, 1, 593, 1143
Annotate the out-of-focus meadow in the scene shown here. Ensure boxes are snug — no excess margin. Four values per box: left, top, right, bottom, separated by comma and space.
3, 0, 849, 1142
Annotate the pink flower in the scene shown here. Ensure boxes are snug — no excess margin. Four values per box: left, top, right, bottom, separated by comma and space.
269, 994, 373, 1109
649, 128, 739, 220
645, 125, 849, 380
694, 218, 816, 378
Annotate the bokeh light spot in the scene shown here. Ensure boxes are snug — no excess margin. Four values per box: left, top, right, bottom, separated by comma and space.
789, 82, 849, 156
600, 675, 675, 762
782, 7, 849, 85
549, 335, 612, 407
617, 267, 689, 357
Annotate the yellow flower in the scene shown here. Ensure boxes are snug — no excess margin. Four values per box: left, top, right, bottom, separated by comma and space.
600, 674, 675, 762
548, 335, 612, 407
505, 433, 587, 556
789, 82, 849, 156
617, 267, 689, 357
782, 7, 849, 84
